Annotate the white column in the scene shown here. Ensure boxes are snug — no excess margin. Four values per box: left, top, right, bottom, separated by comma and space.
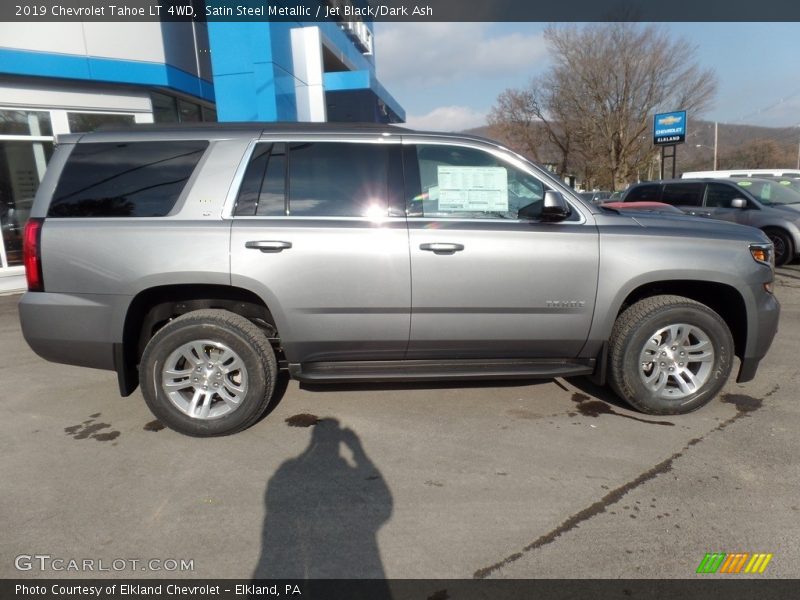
290, 26, 327, 122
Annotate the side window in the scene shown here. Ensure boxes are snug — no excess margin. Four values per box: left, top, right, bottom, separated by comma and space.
407, 144, 547, 220
49, 141, 208, 217
625, 184, 662, 202
660, 183, 704, 207
288, 142, 389, 217
234, 143, 286, 216
705, 183, 742, 208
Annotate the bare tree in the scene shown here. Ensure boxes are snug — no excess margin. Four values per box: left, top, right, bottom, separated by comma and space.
488, 89, 543, 162
719, 139, 795, 169
490, 23, 717, 190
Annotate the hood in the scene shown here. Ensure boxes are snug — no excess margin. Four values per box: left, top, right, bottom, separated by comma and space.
618, 211, 770, 243
766, 203, 800, 216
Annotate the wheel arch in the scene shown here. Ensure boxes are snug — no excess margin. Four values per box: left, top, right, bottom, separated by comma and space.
591, 279, 747, 385
117, 284, 281, 396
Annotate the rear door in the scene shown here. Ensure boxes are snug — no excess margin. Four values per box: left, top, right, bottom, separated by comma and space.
230, 137, 411, 364
403, 140, 599, 359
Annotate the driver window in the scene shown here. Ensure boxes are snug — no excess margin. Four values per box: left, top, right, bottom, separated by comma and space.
408, 144, 547, 219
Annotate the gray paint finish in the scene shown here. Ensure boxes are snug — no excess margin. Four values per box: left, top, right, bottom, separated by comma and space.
18, 124, 780, 395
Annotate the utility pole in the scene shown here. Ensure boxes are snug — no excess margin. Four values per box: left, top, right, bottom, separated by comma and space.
713, 121, 718, 170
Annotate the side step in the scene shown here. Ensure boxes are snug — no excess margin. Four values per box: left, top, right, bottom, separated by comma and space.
289, 358, 594, 383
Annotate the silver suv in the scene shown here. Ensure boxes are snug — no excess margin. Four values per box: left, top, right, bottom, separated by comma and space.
19, 124, 780, 436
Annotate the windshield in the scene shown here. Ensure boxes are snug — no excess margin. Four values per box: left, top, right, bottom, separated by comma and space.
735, 179, 800, 205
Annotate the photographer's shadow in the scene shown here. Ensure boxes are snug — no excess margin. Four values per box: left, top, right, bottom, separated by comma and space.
253, 418, 393, 580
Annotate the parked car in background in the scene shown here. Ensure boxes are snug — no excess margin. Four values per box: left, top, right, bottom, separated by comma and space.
750, 176, 800, 195
682, 169, 800, 179
622, 178, 800, 265
579, 190, 613, 204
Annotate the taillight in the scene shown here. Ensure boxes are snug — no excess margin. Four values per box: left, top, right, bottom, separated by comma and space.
23, 218, 44, 292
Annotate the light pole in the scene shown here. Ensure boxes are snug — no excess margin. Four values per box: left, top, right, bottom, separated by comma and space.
695, 121, 718, 170
694, 121, 720, 171
696, 144, 717, 170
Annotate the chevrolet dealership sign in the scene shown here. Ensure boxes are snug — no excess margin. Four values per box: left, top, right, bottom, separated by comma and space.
653, 110, 687, 145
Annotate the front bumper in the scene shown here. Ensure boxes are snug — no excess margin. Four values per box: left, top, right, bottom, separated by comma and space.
736, 290, 780, 383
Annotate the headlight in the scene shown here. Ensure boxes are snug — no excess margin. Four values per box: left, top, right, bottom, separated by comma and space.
750, 242, 774, 268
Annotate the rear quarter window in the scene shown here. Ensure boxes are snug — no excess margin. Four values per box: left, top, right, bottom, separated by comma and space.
48, 140, 208, 217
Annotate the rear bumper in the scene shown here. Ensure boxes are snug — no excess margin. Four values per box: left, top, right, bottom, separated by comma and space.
736, 291, 780, 383
18, 291, 123, 371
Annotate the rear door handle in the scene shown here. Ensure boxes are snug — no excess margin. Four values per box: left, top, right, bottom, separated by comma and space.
420, 242, 465, 254
245, 240, 292, 253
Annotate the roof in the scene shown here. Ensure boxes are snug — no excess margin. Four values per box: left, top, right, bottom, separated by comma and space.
61, 121, 511, 148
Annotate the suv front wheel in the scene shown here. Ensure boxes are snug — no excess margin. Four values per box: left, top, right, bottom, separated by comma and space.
608, 295, 733, 415
763, 228, 793, 267
139, 309, 277, 436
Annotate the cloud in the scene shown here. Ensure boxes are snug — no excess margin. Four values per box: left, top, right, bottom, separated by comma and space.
404, 106, 488, 132
375, 23, 547, 87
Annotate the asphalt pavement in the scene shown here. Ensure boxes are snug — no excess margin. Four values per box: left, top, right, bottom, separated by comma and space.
1, 267, 798, 580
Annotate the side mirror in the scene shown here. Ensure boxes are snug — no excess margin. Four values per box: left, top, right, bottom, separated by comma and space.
731, 198, 747, 209
540, 190, 571, 222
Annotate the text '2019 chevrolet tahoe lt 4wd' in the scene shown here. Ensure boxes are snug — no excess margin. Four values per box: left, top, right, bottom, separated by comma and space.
19, 123, 779, 436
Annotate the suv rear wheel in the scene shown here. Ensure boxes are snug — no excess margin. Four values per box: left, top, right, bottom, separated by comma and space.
608, 295, 733, 415
139, 309, 277, 436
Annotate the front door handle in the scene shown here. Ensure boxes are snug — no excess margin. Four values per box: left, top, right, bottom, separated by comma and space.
420, 242, 465, 254
245, 240, 292, 253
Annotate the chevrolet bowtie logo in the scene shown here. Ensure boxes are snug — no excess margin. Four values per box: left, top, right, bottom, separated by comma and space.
696, 552, 774, 574
658, 115, 683, 126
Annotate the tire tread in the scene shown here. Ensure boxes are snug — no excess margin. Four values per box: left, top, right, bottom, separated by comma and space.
139, 309, 277, 436
608, 294, 732, 415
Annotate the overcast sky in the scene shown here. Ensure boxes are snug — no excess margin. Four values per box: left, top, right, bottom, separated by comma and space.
374, 22, 800, 131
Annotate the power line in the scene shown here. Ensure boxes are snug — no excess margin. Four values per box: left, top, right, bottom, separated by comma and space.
728, 86, 800, 126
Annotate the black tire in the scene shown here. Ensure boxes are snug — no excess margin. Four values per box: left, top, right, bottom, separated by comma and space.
608, 295, 733, 415
139, 309, 277, 437
764, 228, 793, 267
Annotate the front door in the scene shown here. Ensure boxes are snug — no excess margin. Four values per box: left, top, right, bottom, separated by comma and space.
403, 142, 599, 359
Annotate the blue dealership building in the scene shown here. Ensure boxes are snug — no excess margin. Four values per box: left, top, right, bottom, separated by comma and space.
0, 17, 404, 289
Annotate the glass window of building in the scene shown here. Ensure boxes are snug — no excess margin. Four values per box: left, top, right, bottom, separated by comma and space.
0, 108, 53, 268
201, 106, 217, 122
67, 112, 136, 133
178, 99, 202, 123
151, 92, 179, 123
0, 110, 53, 137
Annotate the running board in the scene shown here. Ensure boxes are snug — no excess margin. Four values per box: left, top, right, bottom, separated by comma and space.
289, 358, 594, 383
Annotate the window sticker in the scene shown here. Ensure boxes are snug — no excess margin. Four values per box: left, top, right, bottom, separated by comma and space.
436, 166, 508, 212
737, 181, 752, 187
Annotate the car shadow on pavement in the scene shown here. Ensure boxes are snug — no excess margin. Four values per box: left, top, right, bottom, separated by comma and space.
252, 418, 393, 593
565, 376, 632, 410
